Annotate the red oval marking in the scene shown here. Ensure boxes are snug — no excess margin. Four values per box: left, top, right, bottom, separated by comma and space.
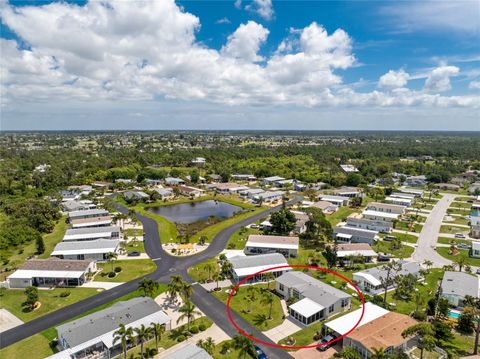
226, 264, 365, 350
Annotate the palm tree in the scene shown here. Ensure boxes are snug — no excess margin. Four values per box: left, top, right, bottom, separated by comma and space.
454, 255, 466, 272
414, 289, 425, 315
370, 347, 386, 359
422, 260, 433, 272
212, 271, 220, 291
176, 300, 201, 332
106, 251, 118, 273
150, 322, 165, 351
204, 263, 214, 281
246, 285, 258, 301
464, 295, 480, 355
253, 313, 269, 328
197, 337, 215, 354
261, 292, 275, 319
264, 272, 275, 290
380, 261, 401, 305
133, 324, 151, 359
113, 324, 133, 359
233, 334, 254, 359
138, 278, 159, 297
181, 282, 193, 301
168, 275, 185, 302
402, 323, 435, 359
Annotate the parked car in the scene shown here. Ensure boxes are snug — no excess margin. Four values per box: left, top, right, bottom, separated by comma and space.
455, 233, 466, 239
377, 255, 391, 262
458, 243, 470, 249
477, 268, 480, 275
316, 334, 336, 351
127, 251, 141, 257
383, 235, 397, 242
254, 346, 267, 359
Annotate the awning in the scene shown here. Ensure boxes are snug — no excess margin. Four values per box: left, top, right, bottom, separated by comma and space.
289, 298, 324, 318
336, 233, 353, 239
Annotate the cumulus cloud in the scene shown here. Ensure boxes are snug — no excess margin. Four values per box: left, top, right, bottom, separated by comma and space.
469, 80, 480, 89
0, 0, 479, 111
424, 65, 460, 92
378, 69, 409, 89
245, 0, 274, 21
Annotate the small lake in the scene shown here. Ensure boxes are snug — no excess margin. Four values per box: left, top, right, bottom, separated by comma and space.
147, 200, 243, 224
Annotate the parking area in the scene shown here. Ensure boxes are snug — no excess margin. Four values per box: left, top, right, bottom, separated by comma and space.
291, 343, 341, 359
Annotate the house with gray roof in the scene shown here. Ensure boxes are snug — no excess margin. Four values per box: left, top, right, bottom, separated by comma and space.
334, 225, 379, 245
52, 297, 170, 359
440, 271, 480, 308
229, 253, 290, 284
154, 187, 175, 200
63, 226, 121, 242
123, 190, 149, 201
68, 208, 109, 221
61, 200, 97, 212
165, 177, 185, 186
51, 239, 120, 261
353, 261, 421, 295
276, 271, 351, 325
162, 343, 213, 359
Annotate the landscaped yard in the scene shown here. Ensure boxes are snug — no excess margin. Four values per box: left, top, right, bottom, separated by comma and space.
326, 206, 361, 226
436, 248, 480, 267
439, 225, 469, 234
443, 216, 470, 226
124, 239, 145, 253
278, 320, 324, 348
187, 257, 219, 283
373, 240, 414, 258
287, 243, 327, 266
437, 237, 472, 246
446, 208, 471, 216
394, 220, 423, 233
379, 232, 418, 244
123, 228, 144, 237
213, 283, 284, 331
213, 340, 256, 358
226, 227, 262, 250
454, 196, 475, 202
450, 201, 472, 209
0, 287, 99, 322
95, 259, 156, 282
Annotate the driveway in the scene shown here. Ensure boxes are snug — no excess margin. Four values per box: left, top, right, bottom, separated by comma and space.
291, 343, 341, 359
263, 318, 303, 343
412, 194, 456, 267
0, 309, 23, 333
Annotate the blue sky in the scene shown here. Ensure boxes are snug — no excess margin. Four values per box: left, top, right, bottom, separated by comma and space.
1, 0, 479, 130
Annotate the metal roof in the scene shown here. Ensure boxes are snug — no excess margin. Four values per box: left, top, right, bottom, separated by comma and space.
52, 239, 119, 256
441, 271, 480, 299
165, 343, 213, 359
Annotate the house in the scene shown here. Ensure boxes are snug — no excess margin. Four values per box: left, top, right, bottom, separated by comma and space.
52, 239, 120, 261
404, 175, 427, 187
154, 187, 175, 200
262, 176, 285, 186
309, 200, 338, 214
334, 225, 378, 245
244, 235, 299, 258
145, 178, 162, 186
7, 258, 96, 288
346, 215, 393, 233
68, 209, 109, 221
192, 157, 206, 166
115, 178, 133, 184
61, 200, 97, 212
398, 187, 424, 197
353, 261, 421, 295
470, 241, 480, 257
275, 272, 351, 325
276, 179, 295, 188
178, 185, 204, 197
336, 243, 378, 264
186, 175, 206, 183
60, 189, 80, 202
229, 253, 290, 284
208, 174, 222, 182
333, 187, 362, 198
70, 215, 112, 229
385, 196, 413, 207
340, 164, 359, 173
366, 202, 405, 215
239, 188, 265, 199
34, 163, 50, 173
91, 181, 113, 189
123, 190, 149, 201
207, 182, 249, 194
468, 181, 480, 195
164, 177, 185, 186
319, 195, 350, 207
232, 174, 257, 181
342, 311, 418, 358
63, 226, 121, 242
252, 191, 284, 203
440, 271, 480, 308
163, 343, 213, 359
292, 211, 309, 234
472, 201, 480, 212
51, 298, 171, 359
362, 209, 401, 222
434, 183, 460, 191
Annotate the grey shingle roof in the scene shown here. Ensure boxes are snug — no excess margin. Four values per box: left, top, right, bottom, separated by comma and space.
21, 258, 93, 271
229, 253, 287, 269
166, 343, 213, 359
441, 271, 480, 299
357, 261, 421, 282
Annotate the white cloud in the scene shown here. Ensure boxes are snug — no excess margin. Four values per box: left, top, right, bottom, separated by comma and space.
469, 80, 480, 89
378, 69, 409, 89
216, 17, 231, 24
221, 21, 269, 62
424, 65, 460, 92
234, 0, 242, 10
245, 0, 274, 21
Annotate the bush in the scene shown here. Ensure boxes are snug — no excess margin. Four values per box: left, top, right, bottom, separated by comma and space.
412, 311, 426, 321
199, 324, 207, 331
107, 271, 116, 278
114, 266, 122, 273
190, 326, 199, 334
59, 290, 71, 298
148, 348, 158, 356
177, 335, 186, 342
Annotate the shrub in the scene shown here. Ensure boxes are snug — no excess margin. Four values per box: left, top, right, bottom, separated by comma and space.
148, 348, 158, 356
171, 248, 176, 253
190, 326, 199, 334
59, 290, 71, 298
107, 271, 116, 278
412, 311, 426, 321
199, 324, 207, 331
114, 266, 122, 273
177, 335, 186, 342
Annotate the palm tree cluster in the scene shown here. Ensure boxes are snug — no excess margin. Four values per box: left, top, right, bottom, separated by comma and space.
113, 321, 165, 359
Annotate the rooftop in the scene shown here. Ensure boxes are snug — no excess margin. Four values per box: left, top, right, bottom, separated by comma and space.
52, 239, 120, 256
441, 271, 480, 299
325, 302, 389, 335
246, 235, 299, 250
20, 258, 93, 272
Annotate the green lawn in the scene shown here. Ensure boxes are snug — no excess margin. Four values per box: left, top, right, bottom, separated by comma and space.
326, 206, 361, 226
437, 237, 472, 246
39, 216, 68, 259
287, 244, 327, 267
439, 333, 477, 357
124, 240, 145, 253
278, 321, 324, 348
454, 196, 475, 202
443, 216, 470, 226
439, 225, 469, 234
213, 283, 284, 331
187, 257, 219, 283
226, 227, 262, 250
0, 287, 99, 322
436, 248, 480, 267
412, 203, 434, 210
446, 208, 471, 216
213, 340, 256, 359
394, 220, 423, 233
95, 259, 156, 282
373, 241, 414, 258
123, 228, 144, 237
450, 202, 472, 209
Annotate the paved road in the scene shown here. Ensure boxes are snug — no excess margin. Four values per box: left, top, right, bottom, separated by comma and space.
0, 196, 302, 349
412, 193, 456, 267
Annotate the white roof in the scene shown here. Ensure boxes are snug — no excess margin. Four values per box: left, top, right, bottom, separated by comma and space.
52, 240, 119, 256
289, 297, 325, 318
362, 210, 400, 219
71, 219, 111, 228
385, 196, 412, 204
245, 241, 298, 250
324, 302, 389, 335
337, 249, 378, 258
8, 269, 86, 280
354, 272, 382, 286
336, 233, 353, 239
234, 265, 286, 277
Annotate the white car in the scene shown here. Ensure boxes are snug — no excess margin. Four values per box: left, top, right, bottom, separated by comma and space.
454, 233, 466, 239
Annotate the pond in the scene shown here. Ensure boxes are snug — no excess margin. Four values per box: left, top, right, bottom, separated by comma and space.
147, 200, 243, 224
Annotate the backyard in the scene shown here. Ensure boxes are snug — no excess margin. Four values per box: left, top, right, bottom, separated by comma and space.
436, 248, 480, 267
95, 259, 157, 282
373, 240, 414, 258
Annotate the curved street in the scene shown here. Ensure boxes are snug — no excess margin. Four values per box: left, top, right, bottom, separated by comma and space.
0, 196, 301, 358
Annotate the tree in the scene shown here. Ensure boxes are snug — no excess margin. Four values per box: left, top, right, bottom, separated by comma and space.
113, 324, 133, 359
176, 300, 201, 332
133, 324, 151, 359
333, 347, 362, 359
253, 313, 269, 328
323, 244, 337, 268
402, 323, 436, 359
204, 263, 214, 281
189, 169, 199, 184
269, 209, 296, 235
197, 337, 215, 355
106, 251, 118, 273
463, 295, 480, 355
35, 236, 45, 254
453, 255, 467, 272
422, 260, 433, 272
24, 286, 38, 310
150, 322, 165, 351
168, 275, 185, 302
350, 196, 363, 207
233, 334, 254, 359
180, 282, 193, 301
261, 292, 275, 319
212, 271, 220, 291
379, 261, 401, 305
264, 272, 275, 290
370, 347, 387, 359
138, 278, 159, 297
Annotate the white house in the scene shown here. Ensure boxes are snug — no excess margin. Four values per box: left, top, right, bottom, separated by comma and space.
123, 190, 149, 201
262, 176, 285, 186
68, 209, 109, 221
252, 191, 284, 203
63, 226, 121, 242
340, 164, 359, 173
192, 157, 206, 166
231, 174, 257, 181
70, 215, 112, 229
178, 185, 204, 197
244, 235, 299, 258
164, 177, 185, 186
319, 195, 350, 207
346, 216, 393, 233
229, 253, 290, 284
52, 239, 120, 261
154, 187, 175, 200
385, 196, 413, 207
334, 225, 379, 245
362, 209, 401, 222
336, 243, 378, 264
440, 271, 480, 308
333, 187, 362, 198
470, 241, 480, 257
366, 202, 406, 215
398, 187, 424, 197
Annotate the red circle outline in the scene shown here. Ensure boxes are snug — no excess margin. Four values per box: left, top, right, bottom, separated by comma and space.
226, 264, 365, 350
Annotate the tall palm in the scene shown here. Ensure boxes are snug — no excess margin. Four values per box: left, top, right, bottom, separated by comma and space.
113, 324, 133, 359
212, 271, 220, 291
197, 337, 215, 355
423, 260, 433, 272
261, 292, 275, 319
264, 272, 275, 290
168, 275, 185, 302
464, 295, 480, 355
233, 334, 254, 359
370, 347, 386, 359
106, 251, 118, 272
150, 322, 165, 351
204, 263, 214, 281
402, 323, 435, 359
414, 289, 425, 315
454, 255, 466, 272
246, 285, 258, 301
181, 282, 193, 301
138, 278, 159, 297
133, 324, 151, 359
176, 300, 201, 332
253, 313, 269, 329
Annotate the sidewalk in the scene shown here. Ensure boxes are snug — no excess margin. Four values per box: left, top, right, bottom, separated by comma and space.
82, 281, 124, 290
200, 279, 232, 291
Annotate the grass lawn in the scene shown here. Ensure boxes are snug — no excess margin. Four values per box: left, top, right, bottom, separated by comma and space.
213, 283, 284, 331
437, 237, 472, 246
95, 259, 156, 282
226, 227, 262, 250
187, 257, 219, 283
278, 321, 324, 348
0, 287, 99, 322
446, 208, 471, 216
124, 239, 145, 253
386, 233, 418, 244
39, 216, 68, 259
373, 241, 414, 258
123, 228, 144, 237
394, 220, 423, 233
287, 243, 327, 267
439, 225, 469, 234
385, 269, 443, 315
213, 340, 256, 359
450, 202, 472, 209
412, 203, 434, 210
443, 216, 470, 226
326, 207, 361, 226
439, 333, 477, 357
454, 196, 475, 202
436, 248, 480, 267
